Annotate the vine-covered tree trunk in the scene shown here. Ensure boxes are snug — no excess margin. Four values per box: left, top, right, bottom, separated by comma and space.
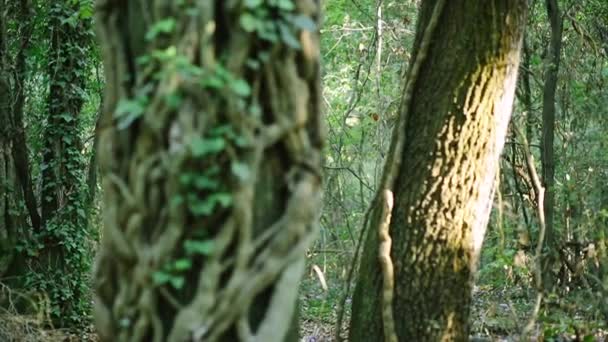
41, 1, 90, 226
36, 0, 93, 324
93, 1, 323, 341
350, 1, 527, 341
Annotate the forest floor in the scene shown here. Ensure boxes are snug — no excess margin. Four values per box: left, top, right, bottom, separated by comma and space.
2, 262, 606, 341
298, 263, 608, 342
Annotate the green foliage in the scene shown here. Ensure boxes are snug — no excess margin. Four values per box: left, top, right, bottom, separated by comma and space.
239, 0, 317, 49
5, 0, 100, 327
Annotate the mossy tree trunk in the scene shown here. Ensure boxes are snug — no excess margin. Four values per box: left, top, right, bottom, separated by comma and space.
350, 1, 527, 341
93, 1, 323, 341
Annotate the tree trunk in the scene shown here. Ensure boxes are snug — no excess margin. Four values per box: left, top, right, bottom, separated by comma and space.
11, 0, 40, 232
35, 0, 93, 325
93, 1, 323, 341
540, 0, 563, 290
0, 6, 19, 275
41, 1, 90, 227
350, 1, 527, 341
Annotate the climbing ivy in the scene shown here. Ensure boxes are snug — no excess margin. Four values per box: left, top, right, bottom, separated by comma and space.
25, 0, 95, 326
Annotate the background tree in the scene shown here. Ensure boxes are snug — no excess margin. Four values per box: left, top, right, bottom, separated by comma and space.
539, 0, 563, 290
93, 1, 323, 341
349, 0, 527, 340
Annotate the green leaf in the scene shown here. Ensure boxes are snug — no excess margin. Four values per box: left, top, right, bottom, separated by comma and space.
184, 240, 214, 256
245, 0, 263, 8
278, 22, 301, 49
289, 14, 317, 31
115, 98, 145, 129
188, 199, 215, 216
79, 6, 93, 19
190, 136, 226, 157
165, 93, 183, 109
210, 193, 233, 208
274, 0, 295, 10
170, 195, 184, 208
239, 13, 258, 32
152, 271, 171, 285
193, 175, 219, 190
201, 75, 225, 89
230, 79, 251, 97
146, 18, 177, 41
173, 258, 192, 271
169, 276, 185, 290
59, 113, 74, 122
76, 208, 86, 219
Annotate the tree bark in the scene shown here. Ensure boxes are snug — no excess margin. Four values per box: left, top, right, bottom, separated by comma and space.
34, 0, 93, 325
540, 0, 563, 290
11, 0, 40, 232
93, 1, 323, 341
350, 1, 527, 341
0, 4, 19, 275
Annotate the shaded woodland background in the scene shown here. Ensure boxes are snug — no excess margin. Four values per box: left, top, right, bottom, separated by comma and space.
0, 0, 607, 340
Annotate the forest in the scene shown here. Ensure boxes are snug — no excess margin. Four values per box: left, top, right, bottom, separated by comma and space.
0, 0, 607, 341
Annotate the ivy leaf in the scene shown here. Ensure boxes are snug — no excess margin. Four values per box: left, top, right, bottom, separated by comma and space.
190, 136, 226, 157
230, 79, 251, 97
173, 259, 192, 271
193, 175, 219, 190
146, 18, 177, 41
201, 75, 225, 89
245, 0, 263, 8
115, 98, 145, 129
169, 276, 185, 290
170, 195, 184, 208
59, 113, 74, 122
278, 22, 301, 49
188, 199, 215, 216
239, 13, 258, 32
210, 193, 233, 208
289, 14, 317, 31
184, 240, 214, 256
273, 0, 295, 11
152, 271, 171, 285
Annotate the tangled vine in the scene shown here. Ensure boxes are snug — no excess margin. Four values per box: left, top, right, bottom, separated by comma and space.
94, 1, 323, 341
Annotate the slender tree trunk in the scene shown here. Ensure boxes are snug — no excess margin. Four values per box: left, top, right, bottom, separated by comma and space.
522, 36, 535, 144
540, 0, 563, 290
0, 3, 19, 275
11, 0, 40, 232
0, 0, 31, 282
87, 108, 101, 207
93, 1, 323, 341
350, 1, 527, 341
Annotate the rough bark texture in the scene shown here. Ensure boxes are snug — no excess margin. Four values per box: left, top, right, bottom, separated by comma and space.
93, 1, 323, 341
540, 0, 563, 289
350, 1, 527, 341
